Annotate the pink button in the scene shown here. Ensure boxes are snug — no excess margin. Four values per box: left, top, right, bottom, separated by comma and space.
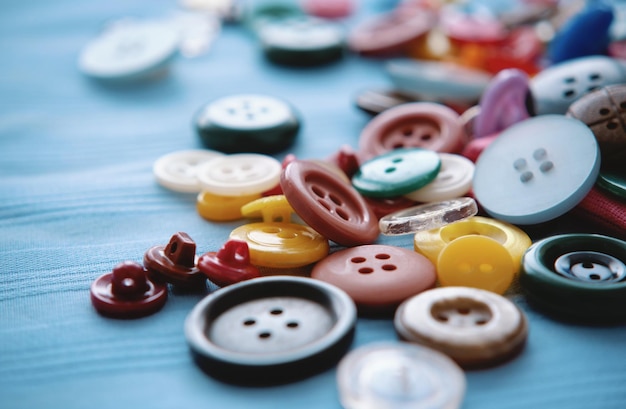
302, 0, 354, 19
311, 244, 436, 312
358, 102, 467, 161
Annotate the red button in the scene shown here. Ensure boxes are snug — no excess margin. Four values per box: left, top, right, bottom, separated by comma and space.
281, 160, 379, 247
197, 239, 261, 287
312, 244, 436, 312
143, 232, 205, 290
358, 102, 467, 161
90, 261, 168, 318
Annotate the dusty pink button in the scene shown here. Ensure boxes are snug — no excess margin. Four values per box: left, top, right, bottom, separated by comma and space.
358, 102, 466, 161
281, 160, 379, 247
311, 244, 436, 312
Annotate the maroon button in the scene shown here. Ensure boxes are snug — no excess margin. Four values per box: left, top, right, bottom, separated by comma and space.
358, 102, 467, 161
326, 145, 361, 179
144, 232, 205, 289
311, 245, 436, 312
281, 160, 379, 247
347, 7, 437, 57
90, 261, 168, 318
461, 133, 498, 163
197, 239, 261, 287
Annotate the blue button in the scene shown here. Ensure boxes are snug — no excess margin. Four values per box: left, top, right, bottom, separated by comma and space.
530, 56, 626, 115
473, 115, 600, 225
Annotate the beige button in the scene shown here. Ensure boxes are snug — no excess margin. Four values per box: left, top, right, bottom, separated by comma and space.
394, 286, 528, 368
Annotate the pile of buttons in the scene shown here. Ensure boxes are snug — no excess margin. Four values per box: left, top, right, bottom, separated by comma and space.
85, 0, 626, 407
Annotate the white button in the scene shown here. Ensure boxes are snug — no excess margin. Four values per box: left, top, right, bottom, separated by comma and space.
473, 115, 600, 224
404, 153, 475, 202
78, 21, 179, 81
153, 150, 223, 193
198, 95, 294, 130
337, 342, 465, 409
258, 16, 344, 50
196, 153, 282, 196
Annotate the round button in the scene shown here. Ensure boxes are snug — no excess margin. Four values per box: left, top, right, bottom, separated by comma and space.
196, 153, 282, 196
197, 191, 260, 222
352, 148, 441, 198
395, 287, 528, 367
473, 115, 601, 224
78, 21, 179, 82
185, 276, 356, 384
257, 16, 344, 66
436, 235, 515, 294
281, 160, 379, 247
358, 102, 467, 161
194, 94, 300, 154
337, 342, 466, 409
363, 195, 419, 220
197, 239, 261, 287
386, 59, 492, 102
379, 197, 478, 236
311, 245, 436, 312
473, 69, 530, 139
404, 153, 475, 202
90, 261, 168, 318
229, 222, 329, 268
143, 232, 205, 289
347, 7, 437, 57
414, 216, 532, 274
302, 0, 354, 19
520, 233, 626, 321
153, 150, 223, 193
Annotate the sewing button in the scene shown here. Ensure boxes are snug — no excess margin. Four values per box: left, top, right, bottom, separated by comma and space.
197, 239, 260, 287
386, 59, 492, 103
281, 160, 379, 247
78, 20, 179, 82
414, 216, 532, 274
196, 191, 260, 222
229, 222, 329, 268
185, 276, 356, 384
196, 153, 282, 196
379, 197, 478, 236
354, 89, 417, 116
520, 233, 626, 320
336, 342, 465, 409
441, 10, 508, 46
302, 0, 354, 19
566, 84, 626, 147
347, 7, 436, 57
473, 115, 600, 225
311, 245, 436, 312
436, 235, 515, 294
153, 150, 223, 193
90, 261, 168, 318
403, 153, 475, 202
473, 69, 530, 139
529, 56, 626, 115
194, 94, 300, 154
597, 150, 626, 200
395, 287, 528, 368
241, 194, 295, 223
352, 148, 441, 198
363, 195, 418, 220
358, 102, 467, 161
143, 232, 205, 289
257, 15, 344, 66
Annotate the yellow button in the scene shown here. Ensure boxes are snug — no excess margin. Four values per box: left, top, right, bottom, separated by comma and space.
437, 235, 514, 294
241, 195, 294, 223
414, 216, 531, 274
197, 191, 261, 222
229, 222, 329, 268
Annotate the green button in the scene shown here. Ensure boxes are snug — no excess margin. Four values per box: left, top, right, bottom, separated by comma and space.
352, 148, 441, 198
194, 94, 300, 154
520, 233, 626, 322
597, 149, 626, 200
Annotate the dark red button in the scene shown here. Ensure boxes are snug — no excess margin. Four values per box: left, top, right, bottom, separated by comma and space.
197, 239, 261, 287
281, 160, 379, 246
90, 261, 168, 318
144, 232, 205, 289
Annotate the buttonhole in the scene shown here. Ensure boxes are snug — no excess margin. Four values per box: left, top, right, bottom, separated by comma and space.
243, 319, 256, 326
270, 308, 283, 315
375, 253, 390, 259
382, 264, 397, 271
351, 257, 366, 263
385, 167, 397, 173
286, 321, 299, 329
358, 267, 374, 274
563, 89, 576, 98
599, 108, 610, 116
258, 331, 271, 339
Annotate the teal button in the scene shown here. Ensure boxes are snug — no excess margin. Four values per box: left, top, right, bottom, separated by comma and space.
597, 149, 626, 200
352, 148, 441, 198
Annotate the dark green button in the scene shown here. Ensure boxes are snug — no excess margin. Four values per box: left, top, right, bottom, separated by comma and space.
258, 16, 344, 67
194, 94, 300, 154
596, 149, 626, 200
352, 148, 441, 198
520, 233, 626, 322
